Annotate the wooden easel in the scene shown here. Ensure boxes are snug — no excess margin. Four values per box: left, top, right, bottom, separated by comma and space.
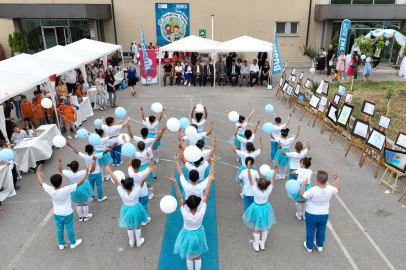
399, 186, 406, 201
289, 71, 304, 109
344, 113, 371, 158
312, 97, 330, 128
300, 102, 318, 126
330, 120, 351, 151
379, 166, 402, 194
276, 68, 286, 99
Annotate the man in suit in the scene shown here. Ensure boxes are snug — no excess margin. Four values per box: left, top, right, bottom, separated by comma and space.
257, 52, 267, 69
217, 61, 227, 86
226, 52, 233, 70
193, 59, 203, 87
203, 60, 214, 87
191, 52, 198, 65
228, 61, 240, 87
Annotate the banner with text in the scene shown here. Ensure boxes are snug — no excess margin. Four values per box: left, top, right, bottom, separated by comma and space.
338, 19, 351, 55
140, 50, 157, 84
272, 32, 283, 75
155, 3, 190, 46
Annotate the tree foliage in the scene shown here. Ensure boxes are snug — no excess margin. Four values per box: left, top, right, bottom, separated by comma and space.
299, 44, 322, 61
8, 31, 26, 56
354, 35, 385, 56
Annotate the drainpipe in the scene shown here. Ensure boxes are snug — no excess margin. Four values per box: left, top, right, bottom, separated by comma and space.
111, 0, 118, 44
306, 0, 312, 46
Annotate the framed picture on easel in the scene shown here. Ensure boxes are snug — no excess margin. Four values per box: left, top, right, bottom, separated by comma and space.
291, 68, 296, 75
299, 72, 304, 80
304, 78, 311, 89
297, 93, 305, 105
395, 132, 406, 150
321, 81, 329, 96
338, 85, 346, 96
366, 128, 386, 151
309, 95, 320, 109
333, 94, 341, 105
361, 100, 376, 117
291, 75, 296, 83
337, 103, 354, 128
326, 103, 338, 125
351, 118, 369, 140
384, 148, 406, 173
345, 93, 353, 104
279, 77, 284, 87
282, 81, 289, 93
294, 83, 301, 96
316, 80, 324, 95
378, 115, 391, 129
286, 85, 293, 96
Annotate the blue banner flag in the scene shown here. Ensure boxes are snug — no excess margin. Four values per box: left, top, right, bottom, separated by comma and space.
272, 32, 283, 75
338, 19, 351, 55
141, 23, 151, 74
155, 3, 190, 46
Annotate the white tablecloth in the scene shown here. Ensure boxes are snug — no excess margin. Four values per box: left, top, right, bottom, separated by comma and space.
75, 97, 94, 126
13, 124, 61, 172
0, 164, 16, 201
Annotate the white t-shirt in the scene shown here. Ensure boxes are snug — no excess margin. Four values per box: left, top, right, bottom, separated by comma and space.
132, 136, 155, 149
117, 185, 142, 206
278, 137, 295, 148
78, 152, 103, 174
102, 125, 122, 146
175, 66, 183, 72
180, 175, 208, 199
62, 170, 86, 184
235, 122, 247, 135
43, 183, 77, 216
134, 147, 153, 165
181, 202, 207, 230
250, 64, 259, 73
11, 130, 27, 141
271, 124, 286, 142
143, 120, 159, 133
236, 150, 261, 166
252, 185, 273, 204
295, 168, 312, 184
239, 169, 259, 196
185, 161, 209, 181
183, 132, 207, 147
95, 137, 109, 151
303, 186, 338, 215
192, 118, 206, 132
128, 167, 149, 197
236, 134, 255, 152
201, 149, 211, 160
286, 149, 308, 169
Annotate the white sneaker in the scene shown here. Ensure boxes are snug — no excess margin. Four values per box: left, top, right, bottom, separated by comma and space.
188, 83, 191, 86
59, 244, 65, 250
302, 214, 306, 220
116, 161, 123, 167
98, 196, 107, 203
142, 217, 151, 226
83, 213, 93, 222
148, 193, 154, 200
314, 241, 322, 252
240, 193, 243, 199
129, 240, 135, 248
253, 243, 260, 252
303, 241, 312, 252
155, 159, 159, 163
295, 213, 303, 220
90, 198, 94, 202
74, 135, 78, 138
184, 81, 187, 85
78, 217, 83, 222
259, 241, 265, 250
136, 238, 145, 248
67, 136, 72, 139
70, 239, 82, 249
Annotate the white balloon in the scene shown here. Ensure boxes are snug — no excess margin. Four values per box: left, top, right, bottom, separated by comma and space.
118, 133, 130, 144
195, 104, 204, 113
260, 165, 271, 176
52, 135, 66, 148
160, 195, 178, 214
228, 111, 239, 122
151, 102, 163, 113
184, 146, 202, 162
185, 126, 197, 137
167, 117, 180, 132
41, 98, 53, 109
113, 170, 125, 181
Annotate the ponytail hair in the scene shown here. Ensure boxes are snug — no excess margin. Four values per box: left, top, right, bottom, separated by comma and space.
149, 115, 156, 122
67, 160, 79, 172
301, 157, 312, 168
238, 115, 245, 123
195, 113, 203, 121
95, 128, 104, 137
121, 178, 134, 191
281, 128, 290, 137
257, 177, 271, 190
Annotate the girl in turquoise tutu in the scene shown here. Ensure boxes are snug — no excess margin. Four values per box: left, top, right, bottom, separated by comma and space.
93, 128, 119, 181
227, 109, 255, 162
191, 105, 208, 144
167, 171, 215, 270
106, 160, 155, 248
140, 106, 164, 163
289, 157, 313, 220
273, 125, 300, 179
195, 138, 217, 179
127, 123, 166, 150
233, 137, 262, 199
58, 155, 96, 222
278, 135, 311, 180
242, 160, 277, 252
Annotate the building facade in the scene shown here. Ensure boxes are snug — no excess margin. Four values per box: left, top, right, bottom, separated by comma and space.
0, 0, 405, 65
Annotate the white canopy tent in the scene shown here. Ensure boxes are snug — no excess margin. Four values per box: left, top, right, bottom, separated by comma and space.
158, 35, 221, 86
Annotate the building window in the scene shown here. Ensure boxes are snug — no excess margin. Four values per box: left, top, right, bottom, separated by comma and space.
331, 0, 396, 3
69, 20, 90, 43
276, 22, 299, 36
97, 20, 105, 42
20, 19, 44, 54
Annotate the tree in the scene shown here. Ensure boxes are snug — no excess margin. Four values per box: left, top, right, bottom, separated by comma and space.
354, 35, 385, 56
299, 44, 322, 61
8, 31, 26, 56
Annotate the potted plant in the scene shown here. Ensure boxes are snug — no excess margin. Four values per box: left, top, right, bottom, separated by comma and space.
8, 31, 26, 56
299, 44, 322, 65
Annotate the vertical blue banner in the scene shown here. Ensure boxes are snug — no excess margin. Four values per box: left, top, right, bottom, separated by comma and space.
272, 32, 283, 75
338, 19, 351, 55
155, 3, 190, 46
141, 23, 151, 74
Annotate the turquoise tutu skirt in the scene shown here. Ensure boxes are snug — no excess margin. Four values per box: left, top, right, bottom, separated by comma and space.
289, 168, 297, 180
174, 225, 209, 260
70, 181, 94, 204
148, 132, 161, 148
95, 150, 113, 165
197, 131, 206, 144
141, 162, 154, 183
287, 183, 311, 201
273, 148, 290, 168
236, 165, 257, 186
229, 134, 245, 148
242, 202, 276, 231
118, 203, 148, 229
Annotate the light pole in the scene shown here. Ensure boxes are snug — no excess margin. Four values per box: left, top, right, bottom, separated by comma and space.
211, 15, 214, 40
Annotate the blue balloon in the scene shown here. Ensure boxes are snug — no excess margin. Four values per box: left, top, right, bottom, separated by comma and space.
383, 32, 386, 35
395, 30, 397, 34
0, 149, 14, 162
94, 119, 101, 127
265, 104, 274, 113
309, 68, 315, 74
361, 55, 366, 60
122, 143, 136, 157
88, 134, 101, 145
266, 170, 274, 181
115, 107, 127, 118
366, 57, 371, 63
285, 180, 300, 194
267, 85, 273, 90
370, 31, 373, 35
179, 117, 190, 129
77, 129, 88, 139
263, 123, 275, 134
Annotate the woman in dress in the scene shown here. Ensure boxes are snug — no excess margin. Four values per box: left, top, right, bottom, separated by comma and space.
346, 54, 356, 82
127, 64, 137, 96
316, 48, 326, 75
175, 61, 183, 85
55, 77, 68, 99
95, 71, 108, 111
336, 50, 346, 80
105, 69, 117, 108
260, 61, 270, 86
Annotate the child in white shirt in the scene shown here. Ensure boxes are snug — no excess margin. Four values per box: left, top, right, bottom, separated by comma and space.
234, 119, 260, 153
140, 106, 164, 163
279, 134, 311, 179
274, 125, 300, 179
261, 113, 291, 161
227, 108, 254, 161
179, 120, 213, 147
290, 157, 313, 220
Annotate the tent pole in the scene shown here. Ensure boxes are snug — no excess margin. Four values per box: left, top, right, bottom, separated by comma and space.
81, 65, 87, 84
48, 78, 61, 132
269, 50, 273, 86
159, 50, 162, 86
0, 108, 10, 143
213, 52, 216, 88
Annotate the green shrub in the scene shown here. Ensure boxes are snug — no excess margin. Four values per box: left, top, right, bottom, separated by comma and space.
8, 31, 26, 56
